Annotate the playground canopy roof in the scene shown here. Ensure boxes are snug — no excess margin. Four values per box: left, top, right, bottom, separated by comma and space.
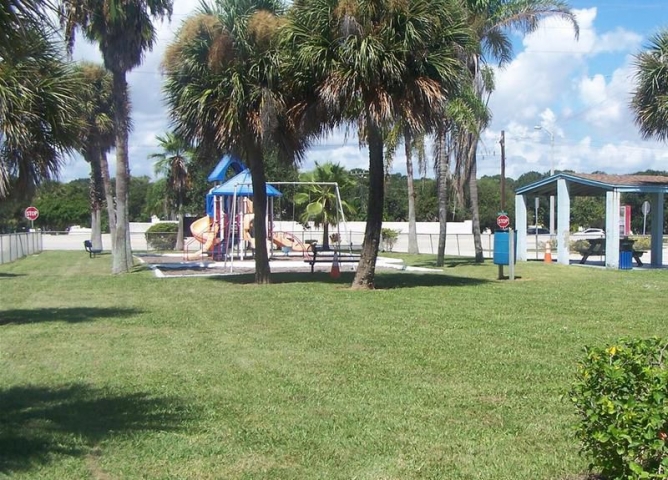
209, 169, 282, 197
207, 155, 246, 182
515, 172, 668, 197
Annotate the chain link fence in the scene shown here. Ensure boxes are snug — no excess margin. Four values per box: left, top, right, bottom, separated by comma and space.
0, 231, 43, 265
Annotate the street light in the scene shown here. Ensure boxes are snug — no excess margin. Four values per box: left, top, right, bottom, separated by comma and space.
534, 125, 555, 236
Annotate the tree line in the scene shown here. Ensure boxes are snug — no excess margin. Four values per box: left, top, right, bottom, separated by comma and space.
6, 164, 667, 238
2, 0, 666, 287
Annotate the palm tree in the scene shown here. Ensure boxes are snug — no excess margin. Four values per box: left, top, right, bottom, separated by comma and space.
60, 0, 173, 274
434, 84, 490, 266
283, 0, 475, 289
631, 30, 668, 141
72, 62, 116, 251
149, 132, 193, 251
0, 24, 81, 199
455, 0, 579, 263
294, 162, 355, 250
163, 0, 307, 284
384, 123, 427, 255
0, 0, 52, 50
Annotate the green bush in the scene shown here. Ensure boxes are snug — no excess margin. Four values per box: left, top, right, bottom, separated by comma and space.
630, 236, 651, 251
145, 222, 178, 251
381, 228, 400, 252
570, 239, 591, 254
570, 338, 668, 479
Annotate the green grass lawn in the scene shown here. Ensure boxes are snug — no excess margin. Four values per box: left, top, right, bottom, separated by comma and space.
1, 252, 667, 479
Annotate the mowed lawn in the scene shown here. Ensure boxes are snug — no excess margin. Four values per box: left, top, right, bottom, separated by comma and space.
1, 252, 667, 479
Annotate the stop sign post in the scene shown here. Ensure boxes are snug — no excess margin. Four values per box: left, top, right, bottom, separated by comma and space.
24, 206, 39, 228
642, 201, 651, 235
494, 212, 515, 281
496, 213, 510, 230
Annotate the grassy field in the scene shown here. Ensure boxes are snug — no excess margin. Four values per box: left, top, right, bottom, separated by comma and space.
1, 252, 667, 479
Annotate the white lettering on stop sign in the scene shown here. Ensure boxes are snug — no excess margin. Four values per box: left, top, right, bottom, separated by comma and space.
25, 206, 39, 221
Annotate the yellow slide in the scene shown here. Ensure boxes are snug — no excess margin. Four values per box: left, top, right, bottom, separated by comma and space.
185, 216, 220, 259
272, 232, 310, 252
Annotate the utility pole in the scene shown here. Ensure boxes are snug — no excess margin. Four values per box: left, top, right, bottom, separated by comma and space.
500, 130, 506, 212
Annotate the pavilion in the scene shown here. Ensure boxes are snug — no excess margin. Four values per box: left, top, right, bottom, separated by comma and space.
514, 173, 668, 268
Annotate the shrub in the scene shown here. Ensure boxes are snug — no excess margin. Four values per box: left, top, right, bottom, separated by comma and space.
630, 236, 651, 251
570, 239, 591, 254
570, 338, 668, 480
381, 228, 400, 252
145, 222, 178, 251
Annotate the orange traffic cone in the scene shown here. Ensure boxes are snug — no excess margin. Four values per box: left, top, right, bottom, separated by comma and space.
544, 240, 553, 263
330, 252, 341, 279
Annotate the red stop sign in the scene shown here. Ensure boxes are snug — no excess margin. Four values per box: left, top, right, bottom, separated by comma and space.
496, 214, 510, 229
25, 206, 39, 221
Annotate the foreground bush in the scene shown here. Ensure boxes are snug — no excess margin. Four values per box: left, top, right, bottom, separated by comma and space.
145, 222, 178, 251
570, 338, 668, 479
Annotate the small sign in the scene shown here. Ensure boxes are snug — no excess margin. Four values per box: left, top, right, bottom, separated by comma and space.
642, 201, 651, 216
496, 214, 510, 230
24, 206, 39, 221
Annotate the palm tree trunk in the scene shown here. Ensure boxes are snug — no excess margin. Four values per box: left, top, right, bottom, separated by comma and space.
248, 145, 271, 284
436, 129, 448, 267
467, 139, 484, 262
99, 147, 116, 251
352, 119, 384, 289
87, 150, 104, 250
111, 70, 132, 273
405, 129, 418, 254
322, 222, 329, 250
176, 210, 184, 251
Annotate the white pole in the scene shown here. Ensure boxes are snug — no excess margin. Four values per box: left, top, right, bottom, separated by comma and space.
334, 184, 348, 247
229, 187, 239, 272
509, 228, 515, 281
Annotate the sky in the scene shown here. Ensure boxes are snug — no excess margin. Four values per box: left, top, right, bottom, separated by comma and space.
62, 0, 668, 184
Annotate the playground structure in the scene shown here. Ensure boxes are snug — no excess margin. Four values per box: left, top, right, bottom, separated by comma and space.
184, 156, 348, 268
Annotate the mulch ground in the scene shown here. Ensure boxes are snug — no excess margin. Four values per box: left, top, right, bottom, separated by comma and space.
136, 254, 360, 277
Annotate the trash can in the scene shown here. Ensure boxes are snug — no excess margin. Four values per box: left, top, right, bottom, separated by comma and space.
619, 239, 633, 270
493, 230, 517, 266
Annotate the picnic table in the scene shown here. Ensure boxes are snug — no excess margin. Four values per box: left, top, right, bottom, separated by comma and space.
579, 238, 645, 266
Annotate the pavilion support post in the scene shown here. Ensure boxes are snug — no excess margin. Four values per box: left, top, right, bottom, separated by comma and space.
557, 178, 570, 265
605, 190, 621, 269
515, 194, 528, 261
650, 192, 664, 267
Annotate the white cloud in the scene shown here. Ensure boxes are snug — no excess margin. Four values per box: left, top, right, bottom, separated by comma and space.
484, 6, 668, 180
59, 2, 666, 187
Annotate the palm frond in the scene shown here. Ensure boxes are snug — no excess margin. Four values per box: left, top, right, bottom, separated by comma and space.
631, 30, 668, 142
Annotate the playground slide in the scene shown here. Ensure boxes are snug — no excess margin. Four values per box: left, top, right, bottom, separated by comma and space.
272, 232, 310, 252
185, 216, 220, 259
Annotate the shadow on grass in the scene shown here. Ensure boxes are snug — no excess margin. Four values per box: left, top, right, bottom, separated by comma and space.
131, 263, 152, 273
0, 307, 143, 326
208, 271, 490, 289
400, 257, 488, 269
0, 383, 189, 475
0, 272, 25, 278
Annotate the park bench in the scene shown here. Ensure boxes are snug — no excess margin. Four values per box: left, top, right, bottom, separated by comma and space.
579, 238, 645, 266
83, 240, 103, 258
304, 242, 363, 273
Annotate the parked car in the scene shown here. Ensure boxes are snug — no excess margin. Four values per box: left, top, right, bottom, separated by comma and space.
527, 227, 550, 235
574, 228, 605, 236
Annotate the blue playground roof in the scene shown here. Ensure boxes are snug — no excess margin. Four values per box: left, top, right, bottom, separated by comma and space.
209, 169, 282, 197
207, 155, 246, 182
